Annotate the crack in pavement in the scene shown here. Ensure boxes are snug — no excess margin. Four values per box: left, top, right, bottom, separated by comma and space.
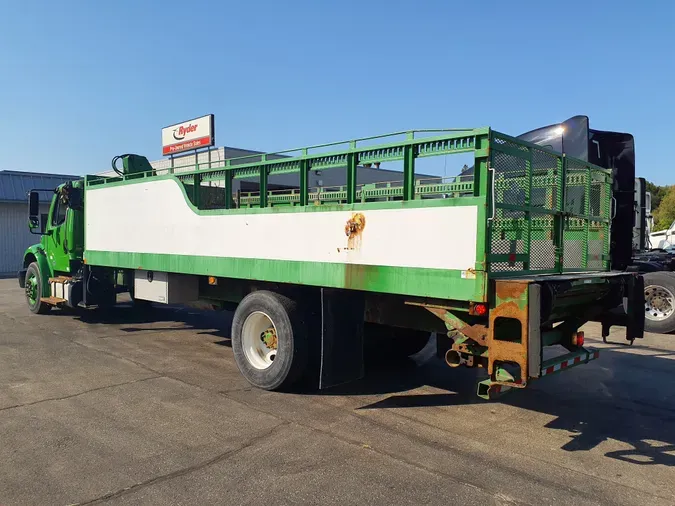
0, 375, 161, 413
73, 421, 290, 505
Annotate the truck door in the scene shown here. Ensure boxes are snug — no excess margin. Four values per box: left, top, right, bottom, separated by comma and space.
46, 195, 71, 273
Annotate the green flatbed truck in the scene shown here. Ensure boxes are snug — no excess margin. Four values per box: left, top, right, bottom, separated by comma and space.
18, 127, 644, 399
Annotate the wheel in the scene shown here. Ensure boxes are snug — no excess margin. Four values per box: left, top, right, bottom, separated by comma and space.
643, 271, 675, 334
364, 323, 431, 359
24, 262, 50, 315
231, 291, 308, 391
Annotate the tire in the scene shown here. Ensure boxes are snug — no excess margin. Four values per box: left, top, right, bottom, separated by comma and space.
24, 262, 50, 315
231, 291, 308, 391
643, 271, 675, 334
364, 322, 431, 359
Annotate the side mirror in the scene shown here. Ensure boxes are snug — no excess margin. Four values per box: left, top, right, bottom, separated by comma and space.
28, 191, 40, 230
29, 190, 39, 216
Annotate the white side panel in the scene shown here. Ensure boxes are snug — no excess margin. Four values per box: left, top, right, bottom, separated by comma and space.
134, 270, 169, 303
133, 270, 198, 304
86, 179, 479, 271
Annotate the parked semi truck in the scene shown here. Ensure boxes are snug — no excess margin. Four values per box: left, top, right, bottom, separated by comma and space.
630, 179, 675, 333
18, 127, 644, 399
514, 115, 675, 334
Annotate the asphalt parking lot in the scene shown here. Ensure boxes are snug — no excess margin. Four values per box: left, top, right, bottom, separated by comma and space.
1, 278, 674, 506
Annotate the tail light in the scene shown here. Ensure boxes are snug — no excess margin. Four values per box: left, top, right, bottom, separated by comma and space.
572, 331, 585, 347
473, 303, 488, 316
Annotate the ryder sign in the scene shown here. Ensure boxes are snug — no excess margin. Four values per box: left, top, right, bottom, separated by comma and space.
161, 115, 215, 155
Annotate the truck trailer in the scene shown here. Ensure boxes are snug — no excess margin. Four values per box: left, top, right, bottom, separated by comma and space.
18, 127, 644, 399
630, 180, 675, 334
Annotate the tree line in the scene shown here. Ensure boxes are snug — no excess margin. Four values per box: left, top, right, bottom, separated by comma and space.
647, 182, 675, 231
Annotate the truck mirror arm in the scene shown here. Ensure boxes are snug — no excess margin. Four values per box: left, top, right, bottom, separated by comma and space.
28, 228, 52, 237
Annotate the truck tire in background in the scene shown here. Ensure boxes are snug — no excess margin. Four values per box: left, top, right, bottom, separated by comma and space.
643, 271, 675, 334
231, 290, 308, 391
363, 322, 431, 359
24, 262, 50, 315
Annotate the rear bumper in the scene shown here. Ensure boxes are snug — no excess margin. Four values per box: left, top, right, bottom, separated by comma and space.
478, 346, 600, 399
503, 271, 644, 342
487, 271, 643, 389
17, 269, 26, 289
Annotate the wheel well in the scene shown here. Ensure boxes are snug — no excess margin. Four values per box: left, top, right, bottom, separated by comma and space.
23, 253, 37, 268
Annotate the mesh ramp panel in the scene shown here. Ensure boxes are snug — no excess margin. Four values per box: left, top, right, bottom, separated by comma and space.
489, 136, 560, 274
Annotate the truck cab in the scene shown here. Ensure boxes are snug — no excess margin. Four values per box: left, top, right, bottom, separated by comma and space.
650, 220, 675, 250
19, 180, 86, 313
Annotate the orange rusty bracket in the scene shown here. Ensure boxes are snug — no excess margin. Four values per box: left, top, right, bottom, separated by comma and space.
488, 279, 533, 388
411, 304, 489, 346
429, 307, 488, 346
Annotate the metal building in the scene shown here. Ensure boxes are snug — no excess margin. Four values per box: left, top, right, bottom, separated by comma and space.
101, 146, 441, 195
0, 171, 78, 276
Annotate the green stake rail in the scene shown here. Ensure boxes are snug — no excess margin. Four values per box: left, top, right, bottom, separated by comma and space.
87, 127, 612, 278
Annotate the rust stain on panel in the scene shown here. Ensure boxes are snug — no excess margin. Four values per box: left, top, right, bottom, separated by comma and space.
345, 213, 366, 250
344, 264, 380, 291
488, 279, 531, 387
495, 281, 527, 303
492, 301, 524, 319
342, 213, 368, 290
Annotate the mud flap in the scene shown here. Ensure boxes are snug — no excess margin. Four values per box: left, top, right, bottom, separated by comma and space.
318, 288, 365, 389
17, 270, 27, 289
599, 273, 645, 342
625, 273, 645, 341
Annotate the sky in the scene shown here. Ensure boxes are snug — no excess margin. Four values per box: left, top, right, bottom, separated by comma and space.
0, 0, 673, 184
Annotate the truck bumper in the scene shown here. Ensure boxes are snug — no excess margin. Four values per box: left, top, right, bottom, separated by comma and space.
485, 271, 642, 393
17, 269, 27, 289
417, 270, 644, 400
477, 346, 600, 399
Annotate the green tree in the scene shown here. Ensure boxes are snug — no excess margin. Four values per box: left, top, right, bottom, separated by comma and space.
653, 185, 675, 231
646, 181, 668, 210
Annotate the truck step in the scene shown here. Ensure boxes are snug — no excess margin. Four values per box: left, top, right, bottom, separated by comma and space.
41, 296, 67, 305
49, 276, 74, 284
539, 348, 599, 376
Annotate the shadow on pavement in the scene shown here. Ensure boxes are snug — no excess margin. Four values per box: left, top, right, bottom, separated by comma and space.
504, 344, 675, 467
51, 302, 233, 342
50, 302, 675, 465
320, 352, 485, 403
359, 341, 675, 467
